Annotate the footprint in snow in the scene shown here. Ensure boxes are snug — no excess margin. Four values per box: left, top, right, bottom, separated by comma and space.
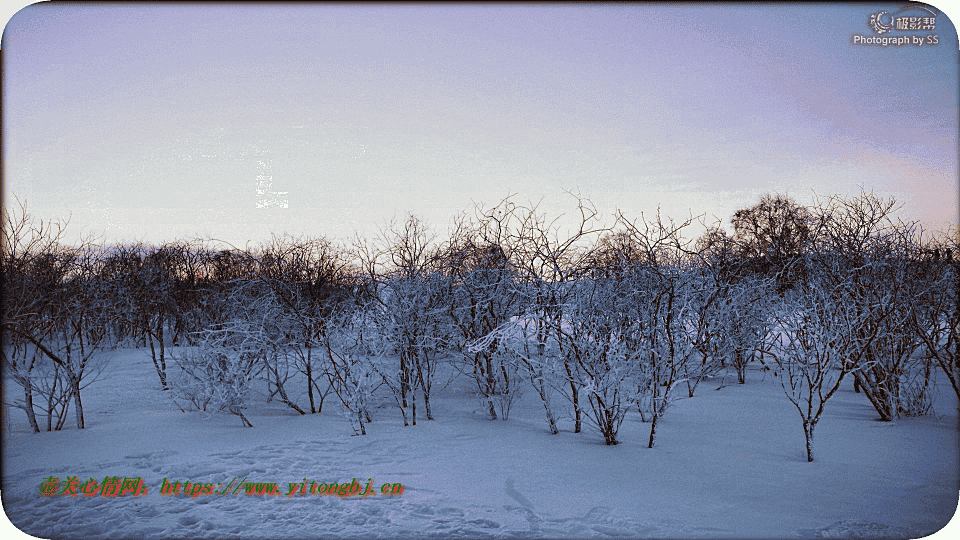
505, 477, 534, 510
467, 518, 501, 529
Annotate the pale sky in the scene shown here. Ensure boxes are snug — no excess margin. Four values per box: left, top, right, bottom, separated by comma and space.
3, 3, 958, 249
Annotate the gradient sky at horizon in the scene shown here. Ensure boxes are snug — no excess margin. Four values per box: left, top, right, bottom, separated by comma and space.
3, 3, 958, 249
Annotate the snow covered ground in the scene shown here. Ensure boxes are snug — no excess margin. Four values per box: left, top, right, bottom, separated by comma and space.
2, 346, 958, 539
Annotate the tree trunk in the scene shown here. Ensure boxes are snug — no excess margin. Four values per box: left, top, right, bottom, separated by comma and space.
45, 372, 57, 432
648, 412, 659, 448
485, 352, 497, 418
411, 386, 417, 426
803, 420, 815, 462
562, 356, 582, 433
273, 368, 306, 415
487, 398, 498, 420
595, 396, 618, 445
23, 383, 40, 434
538, 380, 558, 434
400, 348, 410, 408
855, 372, 894, 421
736, 348, 746, 384
423, 391, 433, 421
235, 409, 253, 428
544, 399, 559, 435
305, 344, 316, 413
419, 351, 435, 421
311, 377, 330, 413
157, 322, 167, 390
172, 315, 182, 346
571, 379, 581, 433
479, 351, 497, 420
524, 361, 558, 433
71, 373, 85, 429
148, 326, 168, 390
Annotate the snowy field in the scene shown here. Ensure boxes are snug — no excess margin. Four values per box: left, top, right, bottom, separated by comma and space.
2, 346, 958, 539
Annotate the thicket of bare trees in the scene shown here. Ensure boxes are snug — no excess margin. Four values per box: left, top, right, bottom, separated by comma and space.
3, 190, 955, 459
911, 233, 959, 415
168, 282, 274, 428
767, 192, 950, 460
351, 215, 453, 427
250, 234, 353, 415
694, 226, 777, 386
813, 193, 945, 421
2, 199, 116, 432
443, 203, 525, 423
499, 195, 608, 435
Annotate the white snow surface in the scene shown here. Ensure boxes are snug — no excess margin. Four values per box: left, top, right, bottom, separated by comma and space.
2, 346, 958, 539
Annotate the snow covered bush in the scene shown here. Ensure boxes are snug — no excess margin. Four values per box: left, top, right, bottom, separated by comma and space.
168, 345, 252, 427
488, 345, 523, 420
168, 314, 274, 428
253, 234, 353, 415
469, 313, 562, 433
471, 207, 711, 447
2, 235, 118, 431
168, 283, 284, 428
771, 292, 849, 462
313, 296, 424, 435
3, 341, 75, 432
557, 277, 647, 444
440, 209, 526, 422
702, 274, 776, 386
624, 263, 701, 448
609, 211, 712, 448
353, 214, 454, 426
506, 194, 608, 434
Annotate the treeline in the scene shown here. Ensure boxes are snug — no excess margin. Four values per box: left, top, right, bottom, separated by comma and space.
2, 191, 957, 461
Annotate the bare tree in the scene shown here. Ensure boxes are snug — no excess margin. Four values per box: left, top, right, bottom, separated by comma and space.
770, 264, 874, 462
253, 234, 353, 414
11, 246, 117, 430
165, 240, 216, 345
321, 302, 382, 435
442, 205, 524, 422
472, 203, 707, 447
5, 337, 76, 432
692, 225, 777, 386
355, 215, 451, 425
3, 199, 118, 432
770, 237, 910, 461
910, 229, 959, 415
508, 193, 608, 434
731, 193, 817, 294
556, 276, 645, 444
700, 273, 775, 386
98, 243, 180, 390
458, 194, 610, 434
615, 209, 705, 448
2, 197, 73, 432
168, 282, 276, 428
811, 192, 935, 421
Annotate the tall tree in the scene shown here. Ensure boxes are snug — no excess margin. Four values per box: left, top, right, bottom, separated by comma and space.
731, 194, 817, 294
